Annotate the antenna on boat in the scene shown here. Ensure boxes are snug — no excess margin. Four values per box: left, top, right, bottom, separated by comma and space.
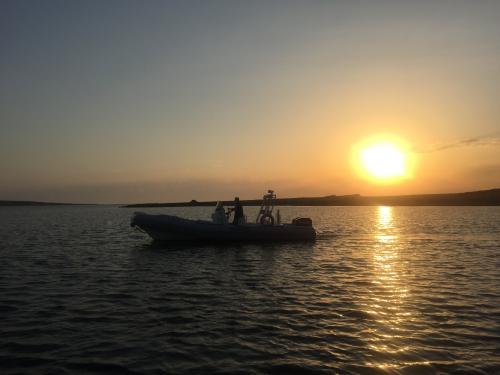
256, 190, 276, 225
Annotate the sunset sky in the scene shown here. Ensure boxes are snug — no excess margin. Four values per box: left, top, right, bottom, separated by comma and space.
1, 1, 500, 203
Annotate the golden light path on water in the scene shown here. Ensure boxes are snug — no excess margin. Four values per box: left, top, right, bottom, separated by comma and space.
365, 206, 429, 370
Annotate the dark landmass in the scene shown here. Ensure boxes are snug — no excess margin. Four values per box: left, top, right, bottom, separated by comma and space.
123, 188, 500, 208
0, 201, 92, 206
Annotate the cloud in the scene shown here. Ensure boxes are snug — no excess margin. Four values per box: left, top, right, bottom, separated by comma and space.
417, 135, 500, 153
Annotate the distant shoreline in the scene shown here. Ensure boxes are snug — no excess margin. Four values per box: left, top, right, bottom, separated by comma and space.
123, 188, 500, 207
0, 201, 94, 207
3, 188, 499, 207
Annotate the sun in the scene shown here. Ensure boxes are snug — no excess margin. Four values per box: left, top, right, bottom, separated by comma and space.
354, 138, 412, 183
361, 142, 406, 179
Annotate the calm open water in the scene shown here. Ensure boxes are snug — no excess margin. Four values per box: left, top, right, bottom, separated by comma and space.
0, 206, 499, 375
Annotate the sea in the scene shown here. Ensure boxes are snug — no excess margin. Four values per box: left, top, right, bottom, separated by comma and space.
0, 205, 499, 375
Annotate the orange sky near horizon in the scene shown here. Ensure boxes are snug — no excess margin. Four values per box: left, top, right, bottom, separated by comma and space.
1, 1, 499, 203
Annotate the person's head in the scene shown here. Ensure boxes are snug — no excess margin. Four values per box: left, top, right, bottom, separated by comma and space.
235, 197, 240, 202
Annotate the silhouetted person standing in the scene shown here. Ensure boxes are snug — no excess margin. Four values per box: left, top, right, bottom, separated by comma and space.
232, 197, 244, 225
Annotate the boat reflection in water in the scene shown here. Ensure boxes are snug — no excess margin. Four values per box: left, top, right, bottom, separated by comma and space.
365, 206, 428, 370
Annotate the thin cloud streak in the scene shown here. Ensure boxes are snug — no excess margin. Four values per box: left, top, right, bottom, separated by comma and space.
417, 134, 500, 153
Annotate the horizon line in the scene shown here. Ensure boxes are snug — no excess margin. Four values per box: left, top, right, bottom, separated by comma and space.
2, 187, 499, 206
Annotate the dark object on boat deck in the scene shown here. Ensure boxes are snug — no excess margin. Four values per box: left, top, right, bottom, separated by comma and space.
131, 212, 316, 242
292, 217, 313, 226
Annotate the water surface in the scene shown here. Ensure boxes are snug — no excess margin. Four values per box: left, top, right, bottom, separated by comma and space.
1, 206, 499, 374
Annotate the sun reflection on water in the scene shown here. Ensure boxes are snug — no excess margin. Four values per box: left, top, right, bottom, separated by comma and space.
365, 206, 418, 369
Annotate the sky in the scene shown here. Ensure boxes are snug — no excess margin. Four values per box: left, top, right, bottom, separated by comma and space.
1, 0, 499, 203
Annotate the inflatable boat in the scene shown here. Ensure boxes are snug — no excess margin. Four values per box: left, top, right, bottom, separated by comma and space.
130, 190, 316, 242
130, 212, 316, 242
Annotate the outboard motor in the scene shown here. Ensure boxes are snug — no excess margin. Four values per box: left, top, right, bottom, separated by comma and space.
292, 217, 313, 227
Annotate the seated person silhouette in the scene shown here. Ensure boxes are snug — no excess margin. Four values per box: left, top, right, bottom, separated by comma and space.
211, 201, 228, 224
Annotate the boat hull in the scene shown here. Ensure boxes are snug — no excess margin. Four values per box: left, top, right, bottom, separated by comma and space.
131, 212, 316, 242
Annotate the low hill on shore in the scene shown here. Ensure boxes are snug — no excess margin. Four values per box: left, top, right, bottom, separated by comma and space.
124, 188, 500, 207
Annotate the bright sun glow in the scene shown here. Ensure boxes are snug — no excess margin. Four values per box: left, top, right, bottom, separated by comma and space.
359, 142, 408, 181
356, 137, 412, 183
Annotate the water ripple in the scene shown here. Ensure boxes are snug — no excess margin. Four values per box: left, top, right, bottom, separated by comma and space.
0, 206, 499, 374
